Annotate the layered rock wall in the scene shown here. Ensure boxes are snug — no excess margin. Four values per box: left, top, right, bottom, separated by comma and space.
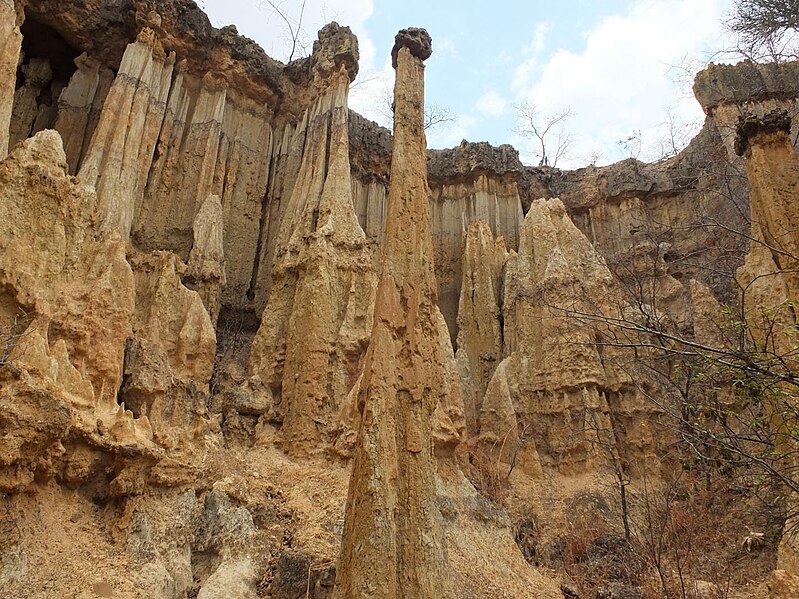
471, 198, 666, 475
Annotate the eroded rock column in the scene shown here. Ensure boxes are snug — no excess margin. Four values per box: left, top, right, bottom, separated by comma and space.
186, 194, 227, 325
333, 29, 450, 599
9, 58, 53, 150
247, 24, 376, 455
78, 24, 175, 242
455, 221, 508, 432
54, 53, 114, 175
734, 110, 799, 587
0, 0, 22, 158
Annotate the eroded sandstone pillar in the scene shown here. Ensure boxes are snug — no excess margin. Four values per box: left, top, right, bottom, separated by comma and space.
734, 111, 799, 587
248, 24, 376, 456
78, 24, 175, 242
333, 28, 450, 599
54, 53, 114, 174
9, 58, 52, 149
0, 0, 23, 158
186, 194, 226, 325
455, 221, 508, 432
735, 111, 799, 299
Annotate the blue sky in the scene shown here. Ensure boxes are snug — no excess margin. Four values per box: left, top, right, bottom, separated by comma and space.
201, 0, 735, 167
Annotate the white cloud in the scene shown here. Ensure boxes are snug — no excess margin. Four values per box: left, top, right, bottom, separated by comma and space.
475, 90, 508, 117
437, 37, 459, 58
201, 0, 391, 126
514, 0, 734, 168
512, 21, 551, 92
202, 0, 374, 64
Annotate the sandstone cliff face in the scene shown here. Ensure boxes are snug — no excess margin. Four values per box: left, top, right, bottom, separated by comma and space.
4, 1, 364, 323
9, 57, 52, 149
5, 3, 799, 598
186, 194, 226, 325
474, 198, 666, 476
455, 221, 508, 432
429, 143, 525, 338
78, 26, 175, 242
0, 124, 223, 504
0, 131, 157, 495
0, 130, 135, 403
248, 70, 377, 455
53, 52, 113, 174
334, 30, 451, 599
695, 60, 799, 160
348, 129, 528, 339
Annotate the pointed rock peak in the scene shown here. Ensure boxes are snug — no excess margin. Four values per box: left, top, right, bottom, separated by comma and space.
315, 79, 367, 247
334, 27, 450, 599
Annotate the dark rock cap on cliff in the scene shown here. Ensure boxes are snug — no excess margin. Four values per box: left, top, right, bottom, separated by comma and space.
734, 109, 793, 156
391, 27, 432, 68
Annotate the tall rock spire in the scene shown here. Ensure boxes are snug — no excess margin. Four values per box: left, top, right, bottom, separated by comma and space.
333, 28, 450, 598
734, 110, 799, 586
0, 0, 23, 159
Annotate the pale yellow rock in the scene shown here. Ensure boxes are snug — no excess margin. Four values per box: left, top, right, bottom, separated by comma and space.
78, 28, 175, 242
739, 124, 799, 298
455, 221, 508, 432
477, 197, 665, 475
334, 32, 451, 599
135, 63, 273, 311
689, 278, 730, 348
196, 557, 258, 599
187, 194, 226, 324
1, 318, 155, 493
431, 175, 524, 335
736, 118, 799, 580
131, 252, 216, 390
9, 58, 52, 150
50, 232, 136, 405
433, 307, 467, 454
769, 570, 799, 599
249, 70, 376, 455
0, 0, 22, 159
334, 306, 466, 459
54, 53, 114, 174
0, 131, 92, 310
135, 68, 227, 252
0, 131, 135, 404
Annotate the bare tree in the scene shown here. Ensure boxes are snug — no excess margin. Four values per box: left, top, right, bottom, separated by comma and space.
0, 312, 31, 367
380, 84, 457, 132
652, 105, 700, 161
726, 0, 799, 61
515, 101, 574, 168
617, 129, 643, 160
256, 0, 310, 61
583, 147, 607, 167
424, 104, 457, 132
586, 412, 632, 543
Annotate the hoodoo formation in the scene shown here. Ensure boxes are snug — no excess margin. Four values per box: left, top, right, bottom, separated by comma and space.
2, 1, 799, 598
333, 28, 449, 598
